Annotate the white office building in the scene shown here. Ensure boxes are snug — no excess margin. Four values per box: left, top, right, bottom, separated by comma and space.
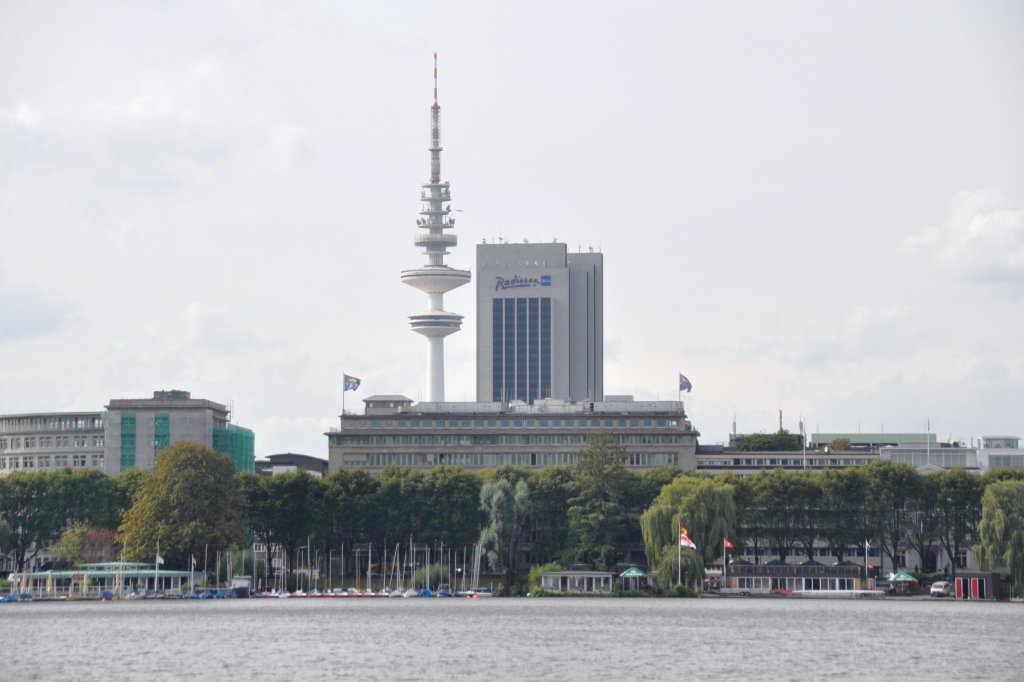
476, 242, 603, 404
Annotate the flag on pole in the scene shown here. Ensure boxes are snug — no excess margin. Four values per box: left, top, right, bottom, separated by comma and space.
865, 540, 872, 554
191, 554, 197, 570
343, 374, 362, 392
156, 554, 165, 566
724, 539, 734, 549
679, 526, 696, 549
679, 373, 692, 393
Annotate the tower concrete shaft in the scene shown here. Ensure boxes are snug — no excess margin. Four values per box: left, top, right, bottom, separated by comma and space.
399, 53, 470, 402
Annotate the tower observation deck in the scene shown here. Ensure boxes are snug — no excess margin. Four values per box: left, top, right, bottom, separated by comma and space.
400, 53, 470, 402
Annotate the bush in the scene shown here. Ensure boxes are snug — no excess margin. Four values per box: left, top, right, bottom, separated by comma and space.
671, 583, 698, 598
527, 562, 562, 593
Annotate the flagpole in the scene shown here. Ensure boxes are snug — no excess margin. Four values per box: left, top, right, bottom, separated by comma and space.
723, 539, 727, 587
677, 527, 681, 588
864, 539, 869, 588
155, 538, 160, 593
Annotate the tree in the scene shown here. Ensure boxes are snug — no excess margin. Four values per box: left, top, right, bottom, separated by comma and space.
238, 472, 274, 581
53, 522, 120, 568
728, 473, 763, 560
421, 466, 482, 548
0, 472, 61, 572
732, 429, 801, 452
567, 432, 635, 569
50, 469, 122, 531
640, 475, 735, 587
322, 469, 379, 548
0, 517, 12, 565
828, 438, 852, 452
119, 441, 245, 567
818, 468, 868, 563
753, 470, 803, 563
265, 471, 323, 575
905, 474, 941, 572
479, 478, 529, 594
790, 471, 823, 562
864, 461, 921, 573
935, 468, 982, 581
975, 480, 1024, 598
376, 466, 425, 542
526, 466, 575, 565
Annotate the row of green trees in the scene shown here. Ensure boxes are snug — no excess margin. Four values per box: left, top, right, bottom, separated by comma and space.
723, 464, 1017, 581
2, 437, 1023, 595
0, 468, 143, 571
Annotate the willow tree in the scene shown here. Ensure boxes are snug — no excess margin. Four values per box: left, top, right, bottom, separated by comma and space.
479, 478, 530, 594
640, 475, 735, 587
975, 479, 1024, 598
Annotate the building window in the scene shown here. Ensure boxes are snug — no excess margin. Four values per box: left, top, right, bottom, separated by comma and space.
120, 413, 137, 470
154, 413, 170, 452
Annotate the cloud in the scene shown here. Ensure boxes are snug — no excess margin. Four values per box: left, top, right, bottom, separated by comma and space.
905, 191, 1024, 283
0, 270, 76, 342
0, 103, 49, 174
182, 302, 255, 353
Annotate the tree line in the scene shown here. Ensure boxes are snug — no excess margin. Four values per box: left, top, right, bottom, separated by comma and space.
1, 436, 1022, 595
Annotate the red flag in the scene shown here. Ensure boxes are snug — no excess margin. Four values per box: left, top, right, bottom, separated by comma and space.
724, 539, 734, 549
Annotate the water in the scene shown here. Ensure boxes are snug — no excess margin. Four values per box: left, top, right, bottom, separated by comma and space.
2, 597, 1021, 681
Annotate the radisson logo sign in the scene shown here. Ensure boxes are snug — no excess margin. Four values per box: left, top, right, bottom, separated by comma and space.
495, 275, 551, 291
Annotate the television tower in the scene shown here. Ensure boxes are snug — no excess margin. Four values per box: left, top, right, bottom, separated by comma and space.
400, 53, 470, 402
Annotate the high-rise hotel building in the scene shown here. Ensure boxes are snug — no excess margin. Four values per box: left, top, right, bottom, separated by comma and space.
476, 243, 603, 404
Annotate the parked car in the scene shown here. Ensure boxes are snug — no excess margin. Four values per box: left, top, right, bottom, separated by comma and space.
930, 581, 951, 597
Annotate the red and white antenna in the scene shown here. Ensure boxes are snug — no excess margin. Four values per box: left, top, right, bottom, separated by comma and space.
400, 52, 470, 402
430, 51, 442, 184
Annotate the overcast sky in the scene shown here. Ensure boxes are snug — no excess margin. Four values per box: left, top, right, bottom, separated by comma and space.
1, 1, 1021, 457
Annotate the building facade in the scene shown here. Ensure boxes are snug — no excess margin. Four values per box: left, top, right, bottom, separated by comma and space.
255, 453, 328, 479
104, 390, 254, 475
476, 242, 603, 404
327, 396, 697, 473
0, 412, 106, 477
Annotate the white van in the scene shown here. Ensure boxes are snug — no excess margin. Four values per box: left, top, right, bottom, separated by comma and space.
930, 581, 951, 597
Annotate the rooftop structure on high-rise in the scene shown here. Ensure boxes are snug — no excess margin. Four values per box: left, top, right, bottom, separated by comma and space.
476, 242, 603, 403
400, 53, 470, 402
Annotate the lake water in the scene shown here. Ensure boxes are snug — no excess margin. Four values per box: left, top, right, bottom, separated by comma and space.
2, 597, 1020, 681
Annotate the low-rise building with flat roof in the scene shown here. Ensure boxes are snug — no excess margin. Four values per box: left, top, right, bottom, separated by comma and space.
0, 412, 106, 477
327, 395, 698, 473
255, 453, 328, 478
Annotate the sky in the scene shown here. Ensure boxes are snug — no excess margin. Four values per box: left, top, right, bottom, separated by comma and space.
1, 1, 1022, 457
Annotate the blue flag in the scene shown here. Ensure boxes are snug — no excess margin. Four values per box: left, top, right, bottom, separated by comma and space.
343, 374, 361, 392
679, 373, 692, 393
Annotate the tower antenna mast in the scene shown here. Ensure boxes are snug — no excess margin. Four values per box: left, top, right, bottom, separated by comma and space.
400, 53, 471, 402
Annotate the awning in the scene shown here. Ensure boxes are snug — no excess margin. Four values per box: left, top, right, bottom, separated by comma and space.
619, 567, 647, 578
